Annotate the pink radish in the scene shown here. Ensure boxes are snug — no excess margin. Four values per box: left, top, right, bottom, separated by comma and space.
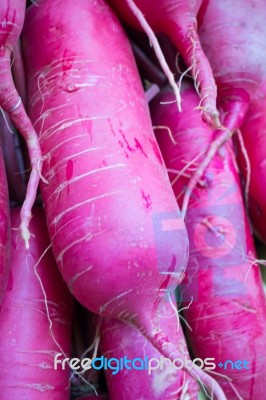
0, 207, 73, 399
151, 84, 266, 399
0, 0, 42, 245
178, 0, 266, 216
100, 300, 199, 399
22, 0, 225, 398
0, 140, 10, 304
108, 0, 219, 126
237, 81, 266, 244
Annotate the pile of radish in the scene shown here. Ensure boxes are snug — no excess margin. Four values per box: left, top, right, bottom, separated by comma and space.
0, 1, 265, 399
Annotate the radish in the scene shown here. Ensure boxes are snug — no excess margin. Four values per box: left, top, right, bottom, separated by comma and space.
179, 0, 266, 216
237, 81, 266, 244
0, 207, 73, 399
0, 0, 42, 245
12, 39, 28, 107
196, 0, 266, 158
151, 84, 266, 399
100, 299, 199, 399
0, 140, 10, 304
22, 0, 225, 397
108, 0, 219, 126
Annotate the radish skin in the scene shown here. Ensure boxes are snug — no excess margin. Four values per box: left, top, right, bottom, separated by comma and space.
151, 85, 266, 399
181, 0, 266, 216
0, 0, 42, 246
12, 39, 28, 107
100, 300, 199, 399
0, 207, 73, 400
108, 0, 219, 126
22, 1, 226, 398
238, 81, 266, 243
0, 140, 10, 304
198, 0, 266, 135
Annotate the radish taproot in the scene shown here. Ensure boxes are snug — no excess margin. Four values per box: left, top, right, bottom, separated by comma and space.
0, 0, 42, 245
0, 207, 73, 399
151, 84, 266, 399
22, 0, 225, 397
100, 299, 199, 400
108, 0, 219, 126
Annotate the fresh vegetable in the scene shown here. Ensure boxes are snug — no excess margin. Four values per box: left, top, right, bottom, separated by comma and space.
179, 0, 266, 216
0, 139, 10, 304
12, 40, 28, 107
108, 0, 219, 125
0, 207, 73, 399
198, 0, 266, 141
237, 81, 266, 243
151, 84, 266, 399
0, 0, 42, 244
22, 1, 225, 397
100, 299, 199, 399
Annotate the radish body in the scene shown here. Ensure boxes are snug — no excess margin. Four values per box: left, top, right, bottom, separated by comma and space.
198, 0, 266, 132
0, 0, 42, 244
179, 0, 266, 216
108, 0, 219, 125
0, 207, 73, 399
23, 0, 187, 331
151, 85, 266, 399
100, 300, 199, 399
0, 142, 10, 304
238, 81, 266, 243
22, 1, 226, 397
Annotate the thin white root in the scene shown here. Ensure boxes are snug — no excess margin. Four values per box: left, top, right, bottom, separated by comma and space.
237, 129, 251, 210
153, 125, 177, 145
181, 126, 232, 217
125, 0, 181, 111
38, 157, 49, 184
33, 243, 97, 392
0, 107, 14, 134
20, 221, 31, 249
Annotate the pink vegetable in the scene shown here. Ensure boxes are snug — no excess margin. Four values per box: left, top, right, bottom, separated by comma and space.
0, 207, 73, 399
151, 85, 266, 399
0, 0, 42, 244
237, 81, 266, 243
0, 141, 10, 304
179, 0, 266, 216
108, 0, 219, 125
12, 39, 28, 107
198, 0, 266, 133
100, 300, 199, 400
22, 1, 225, 397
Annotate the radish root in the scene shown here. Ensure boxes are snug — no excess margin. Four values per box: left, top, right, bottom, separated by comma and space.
125, 0, 181, 111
